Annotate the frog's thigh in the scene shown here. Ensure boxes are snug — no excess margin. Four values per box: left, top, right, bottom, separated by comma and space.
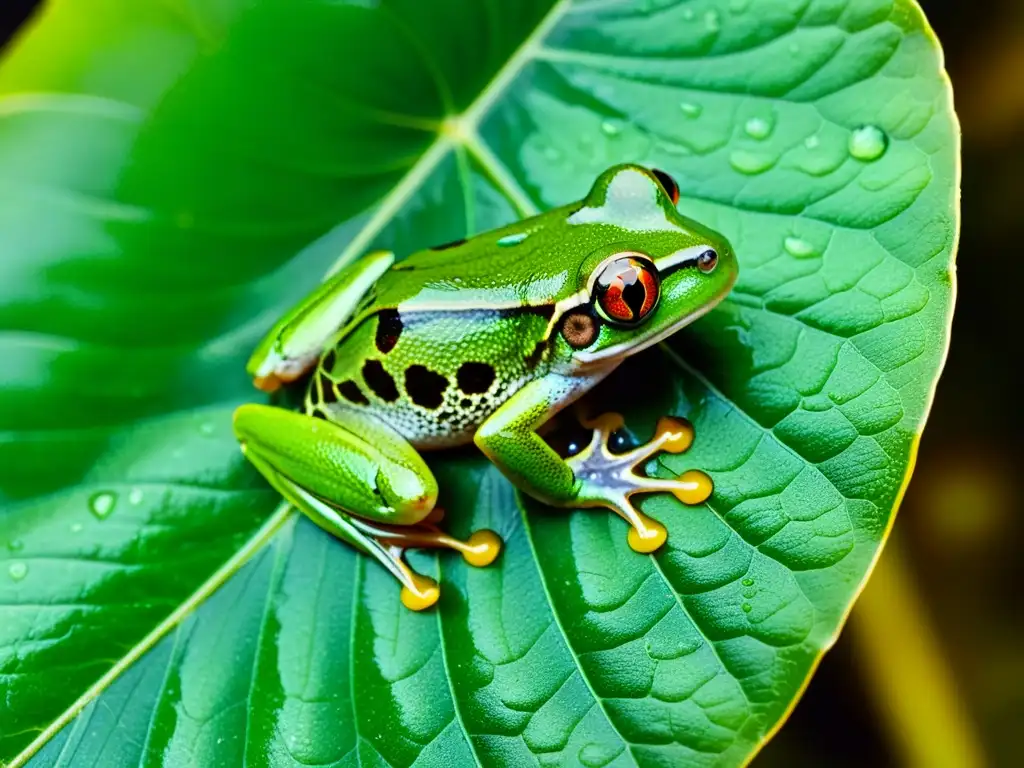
233, 403, 437, 526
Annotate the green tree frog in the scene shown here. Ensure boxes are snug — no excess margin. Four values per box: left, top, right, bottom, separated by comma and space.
234, 164, 738, 610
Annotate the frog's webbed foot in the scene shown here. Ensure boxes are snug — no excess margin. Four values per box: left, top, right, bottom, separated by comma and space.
566, 413, 713, 554
348, 514, 502, 611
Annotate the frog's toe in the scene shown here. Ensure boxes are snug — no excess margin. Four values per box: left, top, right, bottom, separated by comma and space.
626, 513, 668, 553
671, 469, 714, 505
653, 416, 695, 454
462, 530, 503, 567
400, 574, 441, 612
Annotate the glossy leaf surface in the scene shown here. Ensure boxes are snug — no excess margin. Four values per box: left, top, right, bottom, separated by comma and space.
0, 0, 958, 765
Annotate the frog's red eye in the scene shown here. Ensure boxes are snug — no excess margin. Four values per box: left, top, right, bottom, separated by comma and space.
651, 168, 680, 205
594, 254, 661, 326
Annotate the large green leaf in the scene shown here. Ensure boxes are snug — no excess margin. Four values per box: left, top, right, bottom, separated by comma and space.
0, 0, 958, 765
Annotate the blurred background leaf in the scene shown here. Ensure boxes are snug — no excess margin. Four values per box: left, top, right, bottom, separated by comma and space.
0, 1, 969, 766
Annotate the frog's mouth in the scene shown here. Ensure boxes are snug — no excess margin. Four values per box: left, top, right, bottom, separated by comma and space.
572, 302, 716, 367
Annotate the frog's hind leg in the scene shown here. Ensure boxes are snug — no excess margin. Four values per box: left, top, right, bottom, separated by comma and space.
234, 404, 502, 611
567, 412, 714, 554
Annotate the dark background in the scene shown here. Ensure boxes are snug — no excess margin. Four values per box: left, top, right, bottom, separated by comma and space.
0, 1, 1017, 765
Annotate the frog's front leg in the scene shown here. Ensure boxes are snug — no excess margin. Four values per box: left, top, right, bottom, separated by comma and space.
247, 250, 394, 392
234, 404, 501, 611
475, 375, 712, 554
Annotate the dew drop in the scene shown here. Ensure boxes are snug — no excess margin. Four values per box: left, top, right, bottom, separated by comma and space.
729, 149, 774, 175
199, 421, 215, 436
579, 742, 617, 768
784, 237, 816, 258
849, 124, 888, 161
6, 539, 23, 552
704, 9, 720, 32
497, 233, 527, 247
742, 602, 753, 613
8, 562, 27, 582
679, 102, 702, 118
70, 522, 84, 533
742, 577, 754, 586
600, 119, 622, 137
129, 487, 144, 505
804, 135, 820, 149
788, 42, 800, 55
89, 491, 117, 520
683, 8, 695, 20
744, 117, 772, 140
743, 588, 757, 599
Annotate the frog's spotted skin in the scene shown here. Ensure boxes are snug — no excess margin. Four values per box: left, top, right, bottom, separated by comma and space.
310, 308, 552, 447
234, 163, 739, 610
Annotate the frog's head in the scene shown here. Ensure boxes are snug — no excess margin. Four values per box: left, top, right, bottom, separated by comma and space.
550, 164, 738, 370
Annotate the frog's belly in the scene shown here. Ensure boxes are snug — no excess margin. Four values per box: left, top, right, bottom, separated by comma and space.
320, 374, 531, 450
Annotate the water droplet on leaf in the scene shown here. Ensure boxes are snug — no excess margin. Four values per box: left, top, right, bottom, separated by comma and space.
784, 237, 816, 258
7, 539, 23, 552
804, 135, 820, 149
8, 562, 27, 582
742, 602, 753, 613
129, 487, 144, 505
679, 102, 702, 118
579, 742, 618, 768
89, 491, 117, 520
744, 117, 772, 140
742, 577, 754, 586
849, 124, 888, 161
600, 120, 622, 137
729, 149, 774, 175
704, 9, 720, 31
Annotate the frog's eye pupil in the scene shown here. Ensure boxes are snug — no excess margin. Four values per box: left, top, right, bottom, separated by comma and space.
651, 168, 680, 205
697, 249, 718, 273
594, 255, 661, 327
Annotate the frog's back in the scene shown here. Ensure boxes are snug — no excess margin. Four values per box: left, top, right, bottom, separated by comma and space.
360, 202, 596, 314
